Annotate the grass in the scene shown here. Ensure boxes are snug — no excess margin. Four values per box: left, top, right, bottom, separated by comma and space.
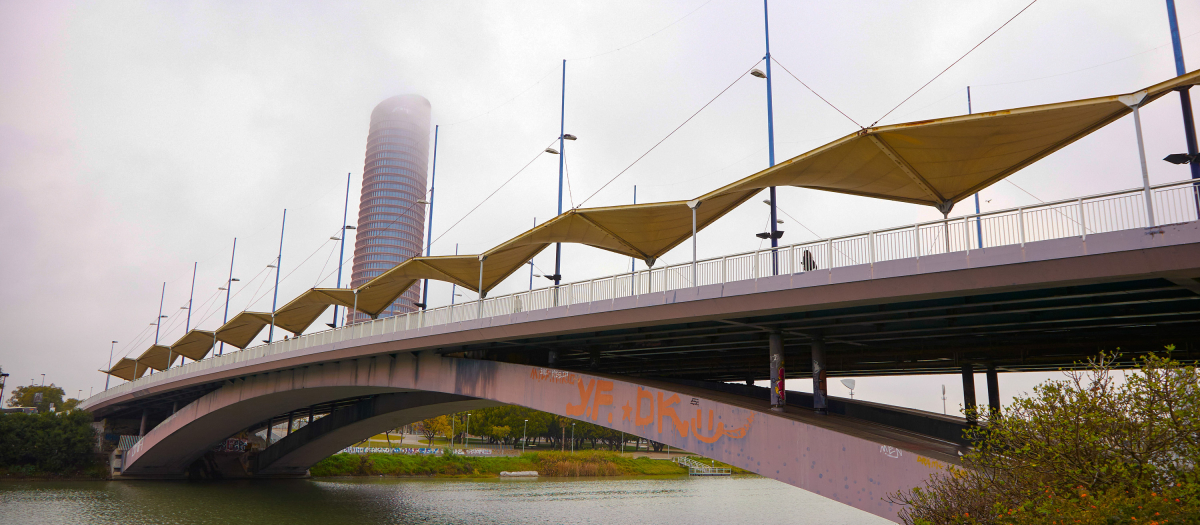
309, 450, 721, 478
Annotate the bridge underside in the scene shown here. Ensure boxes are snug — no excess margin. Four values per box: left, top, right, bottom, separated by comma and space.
113, 354, 963, 521
498, 275, 1200, 382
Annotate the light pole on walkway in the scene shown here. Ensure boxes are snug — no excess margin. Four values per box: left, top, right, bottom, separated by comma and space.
522, 419, 528, 454
331, 173, 352, 327
220, 238, 237, 355
104, 340, 117, 390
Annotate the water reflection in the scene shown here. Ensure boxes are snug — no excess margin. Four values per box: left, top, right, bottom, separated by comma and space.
0, 477, 891, 525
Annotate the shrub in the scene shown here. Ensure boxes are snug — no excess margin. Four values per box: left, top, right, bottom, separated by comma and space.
887, 351, 1200, 524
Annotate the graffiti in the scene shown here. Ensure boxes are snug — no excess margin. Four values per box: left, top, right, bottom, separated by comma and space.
916, 456, 944, 469
340, 447, 447, 455
880, 445, 903, 459
213, 437, 249, 453
543, 372, 754, 446
529, 368, 578, 385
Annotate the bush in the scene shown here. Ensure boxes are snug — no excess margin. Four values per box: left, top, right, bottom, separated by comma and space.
0, 409, 99, 475
887, 351, 1200, 524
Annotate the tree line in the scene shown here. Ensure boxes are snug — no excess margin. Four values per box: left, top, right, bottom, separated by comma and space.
416, 406, 666, 452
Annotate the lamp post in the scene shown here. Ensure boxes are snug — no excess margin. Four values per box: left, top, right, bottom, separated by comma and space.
570, 422, 575, 453
465, 413, 471, 451
332, 173, 352, 327
1165, 0, 1199, 188
422, 126, 439, 311
154, 282, 166, 345
104, 340, 117, 390
545, 60, 578, 302
268, 209, 286, 343
751, 0, 781, 275
220, 238, 237, 355
522, 419, 528, 454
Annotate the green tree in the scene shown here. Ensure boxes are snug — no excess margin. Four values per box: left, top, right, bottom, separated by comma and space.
417, 415, 450, 445
0, 409, 98, 473
887, 350, 1200, 524
7, 385, 65, 412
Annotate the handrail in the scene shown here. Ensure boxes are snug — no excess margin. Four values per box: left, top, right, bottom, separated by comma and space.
85, 178, 1199, 406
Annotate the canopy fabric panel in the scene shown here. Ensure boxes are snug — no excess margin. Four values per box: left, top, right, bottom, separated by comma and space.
135, 345, 176, 372
482, 190, 758, 268
271, 288, 355, 335
215, 311, 274, 349
102, 358, 150, 381
698, 69, 1200, 211
352, 256, 478, 316
169, 330, 217, 361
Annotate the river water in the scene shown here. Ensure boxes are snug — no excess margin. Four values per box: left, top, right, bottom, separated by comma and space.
0, 476, 893, 524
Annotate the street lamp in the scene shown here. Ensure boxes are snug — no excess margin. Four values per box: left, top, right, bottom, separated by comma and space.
522, 419, 528, 454
1164, 153, 1200, 164
571, 422, 575, 453
104, 340, 117, 390
465, 413, 471, 451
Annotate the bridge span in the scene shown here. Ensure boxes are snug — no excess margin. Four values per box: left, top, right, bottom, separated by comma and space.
82, 180, 1200, 522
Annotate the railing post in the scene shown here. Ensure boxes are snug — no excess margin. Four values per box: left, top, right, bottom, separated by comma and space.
868, 231, 875, 265
942, 218, 950, 254
1078, 198, 1086, 240
826, 238, 833, 269
964, 218, 970, 255
913, 224, 920, 259
721, 256, 727, 284
753, 250, 760, 280
1018, 207, 1026, 247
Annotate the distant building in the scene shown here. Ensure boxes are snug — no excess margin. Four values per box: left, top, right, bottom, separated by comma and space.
347, 95, 431, 323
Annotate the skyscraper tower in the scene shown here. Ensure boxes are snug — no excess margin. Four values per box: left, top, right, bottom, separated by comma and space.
347, 95, 431, 323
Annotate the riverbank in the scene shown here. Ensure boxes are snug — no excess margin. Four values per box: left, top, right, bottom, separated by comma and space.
310, 450, 751, 478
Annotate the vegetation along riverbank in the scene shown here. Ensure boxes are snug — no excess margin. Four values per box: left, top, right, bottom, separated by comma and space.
310, 450, 749, 478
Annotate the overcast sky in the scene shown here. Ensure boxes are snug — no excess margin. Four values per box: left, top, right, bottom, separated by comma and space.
1, 0, 1197, 412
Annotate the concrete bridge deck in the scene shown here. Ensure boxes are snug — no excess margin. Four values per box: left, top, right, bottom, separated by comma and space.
80, 181, 1200, 523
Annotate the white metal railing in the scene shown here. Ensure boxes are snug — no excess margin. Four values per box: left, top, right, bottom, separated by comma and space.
676, 456, 732, 475
86, 179, 1200, 406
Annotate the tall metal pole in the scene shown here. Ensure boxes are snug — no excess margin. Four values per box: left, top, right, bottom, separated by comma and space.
1165, 0, 1200, 213
422, 126, 439, 311
529, 218, 536, 291
178, 261, 196, 367
450, 244, 459, 305
763, 0, 780, 276
631, 186, 637, 273
154, 282, 165, 345
334, 173, 351, 326
105, 340, 116, 390
185, 262, 196, 333
554, 60, 567, 297
269, 209, 286, 343
969, 87, 983, 248
220, 238, 236, 356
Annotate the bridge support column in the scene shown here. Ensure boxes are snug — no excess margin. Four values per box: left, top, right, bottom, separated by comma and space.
986, 363, 1000, 418
769, 332, 785, 411
266, 417, 274, 446
139, 409, 147, 437
961, 364, 977, 423
812, 336, 828, 414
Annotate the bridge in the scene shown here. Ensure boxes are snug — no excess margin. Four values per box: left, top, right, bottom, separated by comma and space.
80, 72, 1200, 522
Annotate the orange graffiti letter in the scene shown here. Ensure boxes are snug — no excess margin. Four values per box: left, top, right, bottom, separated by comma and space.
566, 378, 595, 417
591, 380, 614, 421
656, 392, 689, 438
635, 387, 654, 427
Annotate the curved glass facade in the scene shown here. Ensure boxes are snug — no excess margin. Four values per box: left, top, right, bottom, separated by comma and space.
347, 95, 430, 323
